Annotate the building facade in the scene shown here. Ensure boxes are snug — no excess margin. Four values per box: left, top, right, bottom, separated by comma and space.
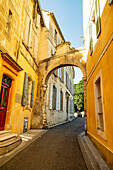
0, 0, 45, 135
83, 0, 113, 168
46, 66, 74, 126
42, 10, 74, 126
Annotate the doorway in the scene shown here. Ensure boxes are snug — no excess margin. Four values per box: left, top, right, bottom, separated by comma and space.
0, 75, 12, 130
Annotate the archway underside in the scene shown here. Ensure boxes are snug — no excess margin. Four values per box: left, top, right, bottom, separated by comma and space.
32, 42, 87, 132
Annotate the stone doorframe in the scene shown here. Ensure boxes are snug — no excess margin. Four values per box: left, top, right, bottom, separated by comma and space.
32, 42, 87, 132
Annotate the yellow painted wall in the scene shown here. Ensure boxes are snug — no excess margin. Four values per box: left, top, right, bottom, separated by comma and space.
86, 1, 113, 168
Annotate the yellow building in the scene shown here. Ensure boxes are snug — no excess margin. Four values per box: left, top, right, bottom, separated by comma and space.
0, 0, 45, 135
83, 0, 113, 168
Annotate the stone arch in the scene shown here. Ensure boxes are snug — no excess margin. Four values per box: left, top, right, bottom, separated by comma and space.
32, 42, 87, 132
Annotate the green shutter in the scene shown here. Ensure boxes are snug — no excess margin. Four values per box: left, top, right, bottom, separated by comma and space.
31, 81, 35, 108
22, 72, 28, 106
95, 0, 101, 38
109, 0, 113, 5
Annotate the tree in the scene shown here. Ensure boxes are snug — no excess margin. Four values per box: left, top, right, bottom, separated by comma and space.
74, 80, 84, 112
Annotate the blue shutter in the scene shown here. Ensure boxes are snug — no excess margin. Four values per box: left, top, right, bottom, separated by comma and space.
22, 72, 28, 106
31, 81, 35, 108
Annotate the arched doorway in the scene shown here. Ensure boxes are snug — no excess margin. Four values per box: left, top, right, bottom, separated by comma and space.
32, 42, 87, 131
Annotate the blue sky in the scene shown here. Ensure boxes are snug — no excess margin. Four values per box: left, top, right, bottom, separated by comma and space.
40, 0, 83, 83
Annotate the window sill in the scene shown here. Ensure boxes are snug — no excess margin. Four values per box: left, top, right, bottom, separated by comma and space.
97, 129, 107, 141
23, 106, 32, 111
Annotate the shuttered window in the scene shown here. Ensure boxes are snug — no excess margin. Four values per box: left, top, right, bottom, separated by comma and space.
109, 0, 113, 5
31, 81, 35, 108
59, 68, 62, 79
89, 23, 93, 56
25, 15, 31, 45
95, 0, 101, 38
56, 88, 58, 110
57, 69, 59, 77
63, 67, 65, 83
34, 34, 38, 60
33, 1, 37, 21
22, 72, 28, 106
63, 92, 65, 112
49, 83, 53, 109
22, 72, 34, 108
58, 89, 60, 111
52, 85, 56, 110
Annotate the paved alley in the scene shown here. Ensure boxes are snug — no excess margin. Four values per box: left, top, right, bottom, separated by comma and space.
1, 118, 87, 170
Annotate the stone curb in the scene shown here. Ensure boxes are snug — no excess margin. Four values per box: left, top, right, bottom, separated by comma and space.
0, 130, 47, 168
77, 132, 110, 170
48, 117, 76, 129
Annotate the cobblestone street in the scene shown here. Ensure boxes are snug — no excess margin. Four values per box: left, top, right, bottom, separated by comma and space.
1, 118, 87, 170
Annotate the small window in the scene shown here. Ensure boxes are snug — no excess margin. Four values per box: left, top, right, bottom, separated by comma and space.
24, 15, 31, 46
95, 0, 101, 38
54, 29, 57, 43
33, 1, 37, 21
95, 76, 104, 132
52, 85, 56, 110
89, 23, 93, 56
60, 90, 63, 111
109, 0, 113, 5
34, 34, 38, 59
6, 9, 12, 32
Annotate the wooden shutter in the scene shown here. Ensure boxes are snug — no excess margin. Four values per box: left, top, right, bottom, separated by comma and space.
22, 72, 28, 106
49, 83, 53, 109
31, 81, 35, 108
63, 92, 65, 112
25, 15, 30, 45
89, 23, 93, 56
109, 0, 113, 5
95, 0, 101, 38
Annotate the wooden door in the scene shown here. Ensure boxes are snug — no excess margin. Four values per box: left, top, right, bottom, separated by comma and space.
0, 75, 12, 130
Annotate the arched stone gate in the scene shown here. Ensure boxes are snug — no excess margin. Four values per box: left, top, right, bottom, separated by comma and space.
32, 42, 87, 131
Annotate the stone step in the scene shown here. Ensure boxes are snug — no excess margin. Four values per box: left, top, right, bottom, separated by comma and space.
0, 136, 22, 155
0, 134, 17, 144
0, 130, 11, 137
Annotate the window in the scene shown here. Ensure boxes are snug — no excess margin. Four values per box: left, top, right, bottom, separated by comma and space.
60, 90, 63, 111
33, 1, 37, 22
54, 29, 57, 43
57, 36, 61, 45
95, 77, 104, 131
95, 0, 101, 38
6, 9, 12, 32
22, 72, 35, 108
89, 23, 93, 56
52, 85, 56, 110
109, 0, 113, 5
49, 23, 53, 37
25, 15, 31, 46
34, 34, 38, 59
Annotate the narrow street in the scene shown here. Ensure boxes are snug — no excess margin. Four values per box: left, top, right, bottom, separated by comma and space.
1, 118, 87, 170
